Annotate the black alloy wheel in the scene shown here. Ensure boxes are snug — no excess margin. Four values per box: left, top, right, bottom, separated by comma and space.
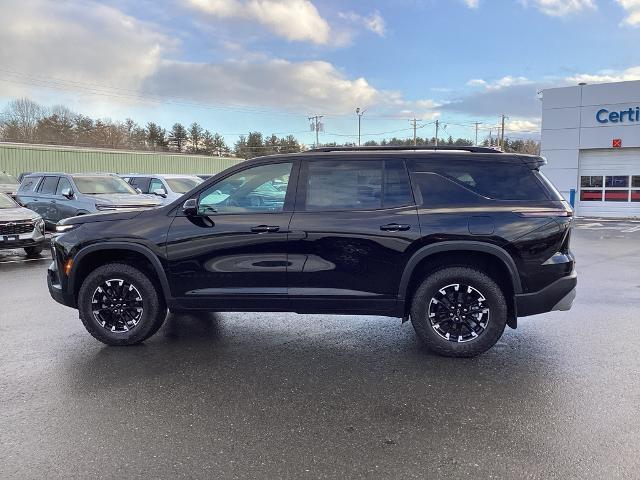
91, 278, 144, 333
428, 283, 490, 343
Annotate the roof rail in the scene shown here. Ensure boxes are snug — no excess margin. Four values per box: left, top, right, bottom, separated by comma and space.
307, 145, 502, 154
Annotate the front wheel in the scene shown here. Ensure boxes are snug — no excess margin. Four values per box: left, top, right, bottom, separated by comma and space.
78, 263, 167, 345
410, 267, 508, 358
24, 245, 43, 256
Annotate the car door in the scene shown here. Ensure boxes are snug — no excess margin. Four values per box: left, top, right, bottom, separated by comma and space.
287, 158, 421, 315
166, 160, 298, 310
53, 177, 77, 221
33, 176, 60, 223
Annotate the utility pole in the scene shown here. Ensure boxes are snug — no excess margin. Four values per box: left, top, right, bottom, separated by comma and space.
500, 114, 507, 151
410, 117, 422, 146
355, 107, 365, 146
308, 115, 323, 148
434, 119, 440, 147
474, 122, 481, 146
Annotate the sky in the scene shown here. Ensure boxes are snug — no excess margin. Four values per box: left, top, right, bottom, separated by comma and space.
1, 0, 640, 147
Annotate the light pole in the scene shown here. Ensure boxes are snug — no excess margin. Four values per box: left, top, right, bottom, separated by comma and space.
356, 107, 365, 146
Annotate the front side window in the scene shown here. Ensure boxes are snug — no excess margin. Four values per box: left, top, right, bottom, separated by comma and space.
305, 160, 383, 211
129, 177, 151, 193
149, 178, 165, 193
199, 162, 292, 214
73, 176, 138, 195
56, 177, 72, 196
39, 176, 60, 195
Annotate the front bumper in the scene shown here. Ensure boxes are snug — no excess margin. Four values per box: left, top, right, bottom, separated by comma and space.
0, 229, 45, 249
515, 271, 577, 317
47, 258, 76, 308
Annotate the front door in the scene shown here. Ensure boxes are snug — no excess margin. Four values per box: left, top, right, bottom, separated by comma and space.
166, 161, 297, 311
288, 158, 421, 315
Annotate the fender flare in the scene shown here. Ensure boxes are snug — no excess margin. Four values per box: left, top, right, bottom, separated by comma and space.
398, 241, 522, 300
70, 242, 172, 301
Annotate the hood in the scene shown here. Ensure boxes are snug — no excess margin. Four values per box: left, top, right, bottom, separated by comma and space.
0, 206, 41, 222
60, 209, 145, 225
91, 193, 161, 207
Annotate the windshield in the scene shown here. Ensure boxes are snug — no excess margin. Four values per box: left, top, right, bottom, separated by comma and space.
166, 177, 203, 194
73, 175, 138, 195
0, 173, 19, 185
0, 193, 17, 208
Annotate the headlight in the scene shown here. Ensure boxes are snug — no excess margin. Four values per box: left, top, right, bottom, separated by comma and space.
36, 218, 45, 233
56, 224, 78, 233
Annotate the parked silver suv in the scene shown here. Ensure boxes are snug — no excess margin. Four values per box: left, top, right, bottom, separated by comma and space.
0, 192, 45, 256
17, 173, 161, 228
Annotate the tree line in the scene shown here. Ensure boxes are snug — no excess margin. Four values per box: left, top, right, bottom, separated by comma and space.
0, 98, 539, 158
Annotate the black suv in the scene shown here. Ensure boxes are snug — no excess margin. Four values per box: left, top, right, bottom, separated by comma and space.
48, 146, 576, 357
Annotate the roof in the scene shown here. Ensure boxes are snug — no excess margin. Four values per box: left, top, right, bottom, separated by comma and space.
121, 173, 202, 179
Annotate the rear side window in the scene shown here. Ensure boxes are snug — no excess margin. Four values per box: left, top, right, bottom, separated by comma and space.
409, 160, 549, 201
38, 176, 60, 195
19, 176, 42, 192
128, 177, 151, 193
304, 160, 413, 211
306, 160, 382, 211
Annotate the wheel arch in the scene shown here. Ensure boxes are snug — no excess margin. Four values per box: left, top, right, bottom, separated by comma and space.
400, 242, 521, 328
70, 243, 172, 305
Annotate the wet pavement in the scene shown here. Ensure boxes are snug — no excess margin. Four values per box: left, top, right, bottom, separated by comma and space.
1, 223, 639, 479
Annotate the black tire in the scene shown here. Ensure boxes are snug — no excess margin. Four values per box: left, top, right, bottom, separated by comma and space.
78, 263, 167, 346
410, 267, 507, 358
24, 245, 43, 256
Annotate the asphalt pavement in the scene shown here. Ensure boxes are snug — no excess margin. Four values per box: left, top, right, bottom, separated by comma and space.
1, 221, 639, 479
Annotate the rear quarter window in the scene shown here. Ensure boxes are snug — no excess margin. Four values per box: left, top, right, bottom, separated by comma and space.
409, 160, 549, 202
19, 176, 42, 192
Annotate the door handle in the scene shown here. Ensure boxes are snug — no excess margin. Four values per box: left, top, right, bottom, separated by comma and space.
251, 225, 280, 233
380, 223, 411, 232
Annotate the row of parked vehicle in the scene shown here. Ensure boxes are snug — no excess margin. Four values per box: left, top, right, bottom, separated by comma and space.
0, 171, 205, 256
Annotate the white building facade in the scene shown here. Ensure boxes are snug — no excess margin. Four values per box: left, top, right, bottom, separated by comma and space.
541, 80, 640, 218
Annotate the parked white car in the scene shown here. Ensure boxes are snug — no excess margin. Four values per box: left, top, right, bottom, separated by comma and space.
121, 174, 204, 204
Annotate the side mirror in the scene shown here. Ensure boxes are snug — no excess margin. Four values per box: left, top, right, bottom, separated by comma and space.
61, 187, 74, 199
182, 198, 198, 216
153, 188, 167, 198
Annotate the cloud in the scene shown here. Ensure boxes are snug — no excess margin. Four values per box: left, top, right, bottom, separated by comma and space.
141, 58, 433, 116
338, 10, 386, 37
521, 0, 596, 16
565, 66, 640, 84
463, 0, 480, 9
186, 0, 332, 44
617, 0, 640, 26
0, 0, 170, 97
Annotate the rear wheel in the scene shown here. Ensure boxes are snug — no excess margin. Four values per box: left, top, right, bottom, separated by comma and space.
78, 263, 167, 345
410, 267, 507, 358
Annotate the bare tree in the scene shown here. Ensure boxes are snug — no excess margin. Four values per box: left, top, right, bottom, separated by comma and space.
1, 98, 43, 143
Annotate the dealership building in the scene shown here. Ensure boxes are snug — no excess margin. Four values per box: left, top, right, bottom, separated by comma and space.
541, 80, 640, 218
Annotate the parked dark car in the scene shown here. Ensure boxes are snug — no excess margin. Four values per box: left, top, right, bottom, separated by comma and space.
17, 173, 161, 228
0, 192, 46, 256
47, 146, 576, 357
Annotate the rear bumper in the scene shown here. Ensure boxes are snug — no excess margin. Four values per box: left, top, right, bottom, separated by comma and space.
515, 271, 577, 317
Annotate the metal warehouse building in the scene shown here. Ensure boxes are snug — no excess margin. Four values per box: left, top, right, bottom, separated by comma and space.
0, 142, 242, 177
541, 80, 640, 218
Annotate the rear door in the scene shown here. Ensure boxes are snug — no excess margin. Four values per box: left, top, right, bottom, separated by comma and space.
33, 176, 60, 223
287, 158, 421, 315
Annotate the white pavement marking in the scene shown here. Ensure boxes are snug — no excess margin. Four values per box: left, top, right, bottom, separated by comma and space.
0, 257, 50, 265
